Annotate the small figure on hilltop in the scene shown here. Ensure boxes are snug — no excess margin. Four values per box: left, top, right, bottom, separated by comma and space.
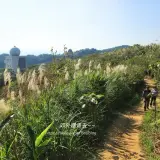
144, 70, 148, 76
142, 86, 151, 111
150, 86, 158, 107
148, 64, 152, 76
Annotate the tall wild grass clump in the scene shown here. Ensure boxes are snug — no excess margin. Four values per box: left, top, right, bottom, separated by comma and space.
0, 58, 144, 159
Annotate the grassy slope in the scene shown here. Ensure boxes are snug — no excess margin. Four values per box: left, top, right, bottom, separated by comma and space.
1, 44, 160, 159
141, 78, 160, 160
0, 59, 145, 159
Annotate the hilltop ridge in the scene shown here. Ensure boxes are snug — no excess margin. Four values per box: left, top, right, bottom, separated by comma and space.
0, 45, 130, 68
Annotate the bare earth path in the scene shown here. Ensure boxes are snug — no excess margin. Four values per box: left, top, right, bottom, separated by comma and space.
99, 78, 155, 160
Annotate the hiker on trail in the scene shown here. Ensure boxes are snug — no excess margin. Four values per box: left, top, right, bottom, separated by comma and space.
142, 86, 151, 111
144, 70, 148, 76
150, 86, 158, 107
148, 64, 152, 76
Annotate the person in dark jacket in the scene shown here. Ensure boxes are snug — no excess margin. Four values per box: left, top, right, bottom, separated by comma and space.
150, 86, 158, 107
142, 86, 151, 111
144, 70, 149, 76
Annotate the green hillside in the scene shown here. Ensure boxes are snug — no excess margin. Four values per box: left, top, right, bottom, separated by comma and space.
0, 45, 129, 68
0, 43, 160, 159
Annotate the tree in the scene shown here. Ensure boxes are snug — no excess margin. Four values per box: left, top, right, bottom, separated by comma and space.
67, 49, 73, 58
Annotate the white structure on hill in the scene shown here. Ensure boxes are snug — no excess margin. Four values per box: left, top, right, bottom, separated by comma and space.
4, 46, 26, 73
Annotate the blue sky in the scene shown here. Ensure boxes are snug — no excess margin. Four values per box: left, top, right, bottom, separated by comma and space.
0, 0, 160, 55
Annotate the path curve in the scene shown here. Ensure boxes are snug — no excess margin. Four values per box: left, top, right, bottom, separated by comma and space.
99, 78, 154, 160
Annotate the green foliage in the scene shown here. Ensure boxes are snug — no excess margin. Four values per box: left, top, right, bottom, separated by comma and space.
0, 64, 143, 159
141, 111, 160, 160
2, 43, 160, 159
35, 122, 53, 147
26, 122, 53, 160
9, 81, 18, 91
0, 133, 17, 159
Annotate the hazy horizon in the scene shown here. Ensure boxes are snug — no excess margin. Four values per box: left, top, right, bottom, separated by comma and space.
0, 45, 130, 56
0, 49, 52, 56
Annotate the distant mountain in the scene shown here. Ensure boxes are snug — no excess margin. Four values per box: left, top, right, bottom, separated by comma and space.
0, 45, 130, 68
74, 48, 98, 57
101, 45, 130, 52
0, 53, 60, 69
74, 45, 130, 57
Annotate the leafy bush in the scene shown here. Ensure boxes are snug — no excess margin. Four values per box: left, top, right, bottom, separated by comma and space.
0, 63, 143, 159
3, 43, 160, 159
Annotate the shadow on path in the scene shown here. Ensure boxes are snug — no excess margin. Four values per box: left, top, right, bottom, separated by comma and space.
98, 77, 157, 160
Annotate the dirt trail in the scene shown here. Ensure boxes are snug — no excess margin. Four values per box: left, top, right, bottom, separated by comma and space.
99, 78, 155, 160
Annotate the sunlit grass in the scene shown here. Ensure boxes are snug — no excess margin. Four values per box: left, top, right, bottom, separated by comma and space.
2, 43, 160, 159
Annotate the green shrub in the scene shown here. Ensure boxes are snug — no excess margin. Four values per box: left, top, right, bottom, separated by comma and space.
0, 63, 144, 159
